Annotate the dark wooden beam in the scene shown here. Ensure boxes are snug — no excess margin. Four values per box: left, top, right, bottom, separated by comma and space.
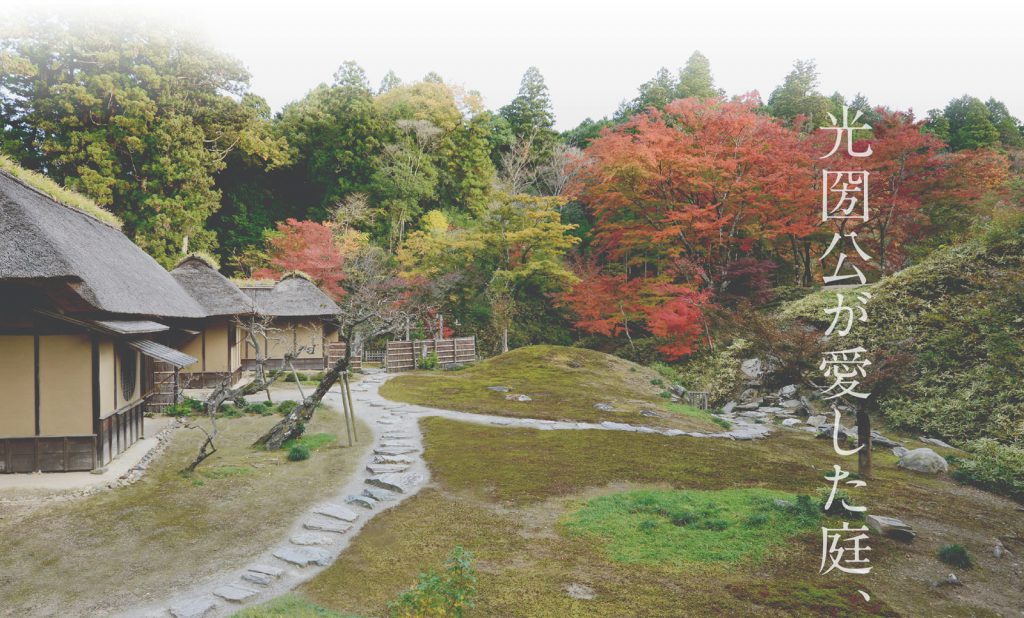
33, 329, 40, 437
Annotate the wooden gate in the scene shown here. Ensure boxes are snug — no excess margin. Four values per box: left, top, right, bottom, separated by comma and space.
385, 336, 477, 372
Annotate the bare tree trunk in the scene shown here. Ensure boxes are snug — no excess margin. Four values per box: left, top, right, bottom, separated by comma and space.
502, 326, 509, 353
254, 353, 351, 450
857, 409, 872, 479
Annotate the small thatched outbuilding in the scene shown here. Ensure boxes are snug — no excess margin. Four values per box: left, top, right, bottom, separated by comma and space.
236, 272, 341, 371
170, 254, 255, 388
0, 168, 201, 472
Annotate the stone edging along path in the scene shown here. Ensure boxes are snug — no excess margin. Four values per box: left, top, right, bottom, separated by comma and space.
129, 370, 770, 618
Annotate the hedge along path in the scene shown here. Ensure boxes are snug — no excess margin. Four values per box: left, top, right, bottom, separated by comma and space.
127, 369, 771, 618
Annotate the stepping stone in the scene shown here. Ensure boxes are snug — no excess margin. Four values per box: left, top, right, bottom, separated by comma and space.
374, 447, 417, 456
600, 421, 636, 431
663, 429, 685, 436
636, 426, 657, 434
363, 487, 397, 502
169, 597, 218, 618
377, 419, 398, 425
248, 564, 284, 577
273, 546, 332, 567
314, 503, 360, 522
366, 463, 409, 475
241, 571, 273, 586
491, 419, 514, 426
213, 584, 258, 603
345, 494, 376, 509
373, 454, 413, 465
366, 471, 424, 494
291, 532, 334, 546
378, 441, 414, 449
303, 517, 352, 534
382, 432, 412, 439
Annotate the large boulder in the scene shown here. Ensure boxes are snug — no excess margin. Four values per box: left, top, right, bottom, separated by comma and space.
898, 448, 949, 474
866, 514, 916, 542
740, 358, 763, 380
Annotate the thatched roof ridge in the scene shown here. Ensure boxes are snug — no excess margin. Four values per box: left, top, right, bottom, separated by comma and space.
237, 274, 338, 318
171, 255, 255, 317
0, 169, 206, 318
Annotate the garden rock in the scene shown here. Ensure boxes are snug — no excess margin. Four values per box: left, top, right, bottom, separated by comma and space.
920, 437, 954, 449
933, 573, 962, 588
782, 418, 802, 427
169, 597, 217, 618
778, 384, 798, 398
593, 403, 616, 412
780, 399, 803, 410
866, 515, 916, 542
722, 401, 737, 414
892, 446, 909, 458
505, 394, 531, 402
212, 584, 258, 603
291, 532, 333, 546
273, 546, 331, 567
740, 358, 762, 380
898, 448, 949, 474
314, 503, 360, 522
739, 388, 759, 402
366, 472, 424, 494
806, 415, 827, 427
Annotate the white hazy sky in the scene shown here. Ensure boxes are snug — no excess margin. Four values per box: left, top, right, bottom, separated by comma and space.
6, 0, 1024, 130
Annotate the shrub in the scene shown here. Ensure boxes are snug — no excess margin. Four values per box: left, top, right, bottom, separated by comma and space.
816, 487, 864, 519
937, 544, 973, 569
217, 404, 242, 418
950, 439, 1024, 502
287, 445, 311, 461
650, 362, 681, 384
245, 402, 273, 416
165, 397, 204, 417
277, 400, 299, 416
674, 339, 750, 405
420, 352, 440, 370
388, 546, 477, 618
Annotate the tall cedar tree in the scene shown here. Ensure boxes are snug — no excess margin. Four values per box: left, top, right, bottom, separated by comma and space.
0, 18, 287, 265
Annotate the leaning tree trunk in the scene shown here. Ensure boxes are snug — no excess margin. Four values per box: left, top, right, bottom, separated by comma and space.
253, 355, 351, 450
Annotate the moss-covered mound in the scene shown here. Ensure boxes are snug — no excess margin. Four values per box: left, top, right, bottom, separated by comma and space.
782, 215, 1024, 445
380, 344, 721, 431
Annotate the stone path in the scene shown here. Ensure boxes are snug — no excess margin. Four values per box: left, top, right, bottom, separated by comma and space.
128, 370, 769, 617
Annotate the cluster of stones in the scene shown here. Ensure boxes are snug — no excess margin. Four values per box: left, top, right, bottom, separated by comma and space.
166, 371, 426, 618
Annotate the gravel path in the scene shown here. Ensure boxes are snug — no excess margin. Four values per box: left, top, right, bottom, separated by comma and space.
125, 369, 770, 618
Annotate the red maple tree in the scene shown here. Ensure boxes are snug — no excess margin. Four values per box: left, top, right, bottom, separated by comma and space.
561, 96, 818, 357
254, 219, 346, 299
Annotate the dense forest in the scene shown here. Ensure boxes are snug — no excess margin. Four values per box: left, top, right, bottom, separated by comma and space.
2, 19, 1022, 441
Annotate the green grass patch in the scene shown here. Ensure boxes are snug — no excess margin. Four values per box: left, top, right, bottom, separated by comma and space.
563, 489, 818, 565
283, 432, 337, 452
380, 345, 719, 432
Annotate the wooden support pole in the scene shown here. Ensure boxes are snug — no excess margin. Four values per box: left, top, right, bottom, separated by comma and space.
343, 372, 358, 443
339, 380, 353, 447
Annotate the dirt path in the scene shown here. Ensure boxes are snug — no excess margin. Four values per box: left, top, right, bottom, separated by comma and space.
127, 370, 772, 618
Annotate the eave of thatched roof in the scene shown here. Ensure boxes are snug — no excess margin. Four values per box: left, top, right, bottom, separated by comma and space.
237, 273, 338, 318
0, 169, 206, 318
171, 254, 255, 317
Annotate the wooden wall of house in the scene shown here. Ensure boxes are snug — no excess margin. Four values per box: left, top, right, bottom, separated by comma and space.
0, 336, 36, 437
38, 334, 92, 436
179, 320, 242, 375
243, 319, 329, 361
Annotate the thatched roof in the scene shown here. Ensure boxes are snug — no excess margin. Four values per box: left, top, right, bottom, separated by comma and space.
237, 272, 338, 318
171, 254, 255, 317
0, 169, 206, 318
